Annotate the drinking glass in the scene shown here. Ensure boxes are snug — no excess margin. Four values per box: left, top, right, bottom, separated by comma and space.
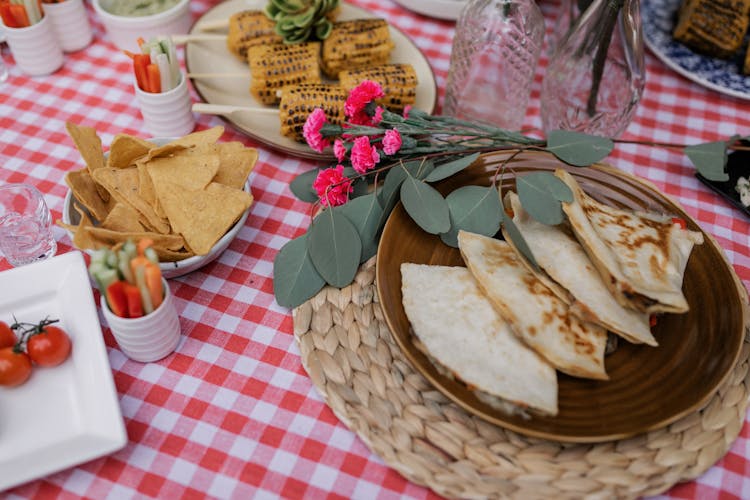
0, 184, 57, 267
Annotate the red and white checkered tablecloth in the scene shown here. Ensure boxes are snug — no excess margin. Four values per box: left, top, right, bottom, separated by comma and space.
2, 0, 749, 498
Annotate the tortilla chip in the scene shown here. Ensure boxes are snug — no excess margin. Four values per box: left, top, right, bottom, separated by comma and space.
158, 181, 253, 255
57, 204, 101, 250
85, 227, 186, 251
106, 134, 154, 169
148, 153, 220, 191
151, 247, 196, 262
92, 167, 171, 234
65, 121, 109, 201
101, 203, 147, 233
136, 160, 158, 209
65, 169, 115, 222
213, 143, 258, 189
170, 126, 224, 149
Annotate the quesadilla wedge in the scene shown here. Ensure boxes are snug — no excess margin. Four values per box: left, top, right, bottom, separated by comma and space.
401, 263, 558, 416
503, 191, 656, 346
458, 230, 609, 380
555, 170, 704, 314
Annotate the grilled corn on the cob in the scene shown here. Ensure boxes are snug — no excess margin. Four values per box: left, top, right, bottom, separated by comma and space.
248, 42, 322, 105
227, 10, 283, 59
339, 63, 417, 111
279, 84, 347, 142
321, 19, 395, 78
673, 0, 750, 58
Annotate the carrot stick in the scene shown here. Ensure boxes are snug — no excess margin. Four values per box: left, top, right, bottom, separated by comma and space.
10, 4, 29, 27
147, 64, 161, 93
137, 238, 154, 256
144, 263, 163, 310
133, 54, 150, 92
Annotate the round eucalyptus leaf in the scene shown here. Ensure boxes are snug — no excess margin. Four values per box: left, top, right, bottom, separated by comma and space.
307, 209, 362, 287
685, 141, 729, 182
273, 234, 326, 308
440, 185, 503, 247
516, 172, 571, 225
400, 176, 450, 234
425, 152, 480, 182
546, 130, 614, 167
502, 216, 539, 271
290, 168, 320, 203
337, 194, 384, 262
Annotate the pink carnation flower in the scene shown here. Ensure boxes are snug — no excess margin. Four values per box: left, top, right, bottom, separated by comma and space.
382, 129, 402, 155
373, 106, 384, 125
345, 80, 385, 125
333, 139, 346, 162
312, 165, 352, 207
350, 136, 380, 174
403, 105, 412, 119
303, 108, 331, 153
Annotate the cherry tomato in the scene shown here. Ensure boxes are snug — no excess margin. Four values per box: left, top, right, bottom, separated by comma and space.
0, 321, 15, 349
0, 347, 32, 387
27, 325, 71, 367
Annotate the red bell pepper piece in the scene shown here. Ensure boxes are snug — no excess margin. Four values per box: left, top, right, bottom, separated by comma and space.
671, 217, 687, 230
0, 4, 17, 28
123, 283, 144, 318
105, 281, 129, 318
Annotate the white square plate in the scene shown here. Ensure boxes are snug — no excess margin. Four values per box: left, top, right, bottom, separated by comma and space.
0, 252, 127, 492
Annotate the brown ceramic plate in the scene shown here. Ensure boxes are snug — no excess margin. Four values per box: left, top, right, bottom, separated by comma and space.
376, 150, 747, 443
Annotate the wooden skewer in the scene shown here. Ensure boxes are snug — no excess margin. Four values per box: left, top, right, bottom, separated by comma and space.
170, 33, 226, 46
196, 18, 230, 32
192, 103, 278, 116
187, 72, 248, 80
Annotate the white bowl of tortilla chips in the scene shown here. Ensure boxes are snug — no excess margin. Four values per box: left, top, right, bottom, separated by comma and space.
60, 124, 257, 278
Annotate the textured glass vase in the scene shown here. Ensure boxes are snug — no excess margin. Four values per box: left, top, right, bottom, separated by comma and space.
443, 0, 545, 131
540, 0, 645, 138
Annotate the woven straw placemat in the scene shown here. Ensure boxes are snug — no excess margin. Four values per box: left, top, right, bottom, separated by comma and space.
293, 259, 750, 499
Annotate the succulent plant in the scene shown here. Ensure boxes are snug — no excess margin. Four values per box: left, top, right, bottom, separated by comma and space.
264, 0, 340, 44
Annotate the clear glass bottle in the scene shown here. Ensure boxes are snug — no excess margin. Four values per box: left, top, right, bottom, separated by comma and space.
540, 0, 645, 138
443, 0, 545, 131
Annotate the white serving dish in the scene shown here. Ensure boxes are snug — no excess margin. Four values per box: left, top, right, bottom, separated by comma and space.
0, 251, 127, 491
61, 137, 253, 279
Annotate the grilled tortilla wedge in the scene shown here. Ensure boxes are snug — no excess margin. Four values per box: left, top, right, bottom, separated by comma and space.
503, 191, 656, 346
555, 169, 704, 314
458, 230, 609, 380
401, 263, 558, 416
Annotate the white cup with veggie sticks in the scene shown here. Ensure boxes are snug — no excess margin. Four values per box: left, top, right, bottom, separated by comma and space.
129, 36, 195, 137
91, 240, 182, 363
2, 1, 63, 76
42, 0, 93, 52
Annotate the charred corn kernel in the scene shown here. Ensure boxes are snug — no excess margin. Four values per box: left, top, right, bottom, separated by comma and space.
338, 63, 418, 111
321, 19, 395, 78
248, 42, 322, 105
226, 10, 283, 59
279, 84, 347, 142
673, 0, 750, 58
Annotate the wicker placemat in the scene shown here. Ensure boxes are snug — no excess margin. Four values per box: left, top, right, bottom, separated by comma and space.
293, 259, 750, 499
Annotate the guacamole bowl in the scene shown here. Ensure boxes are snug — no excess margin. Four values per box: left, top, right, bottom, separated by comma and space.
93, 0, 192, 52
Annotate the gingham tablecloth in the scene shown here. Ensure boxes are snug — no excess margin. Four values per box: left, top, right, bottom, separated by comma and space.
2, 0, 749, 498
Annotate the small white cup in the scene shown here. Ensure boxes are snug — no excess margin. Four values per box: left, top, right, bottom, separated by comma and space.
44, 0, 93, 52
101, 278, 181, 363
134, 73, 196, 137
5, 15, 64, 76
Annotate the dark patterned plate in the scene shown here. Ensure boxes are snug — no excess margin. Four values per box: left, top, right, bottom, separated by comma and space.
642, 0, 750, 99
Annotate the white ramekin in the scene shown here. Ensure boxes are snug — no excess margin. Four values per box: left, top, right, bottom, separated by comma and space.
92, 0, 192, 53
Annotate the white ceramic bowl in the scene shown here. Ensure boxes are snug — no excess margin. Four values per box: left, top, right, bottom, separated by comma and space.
61, 137, 252, 279
92, 0, 192, 52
